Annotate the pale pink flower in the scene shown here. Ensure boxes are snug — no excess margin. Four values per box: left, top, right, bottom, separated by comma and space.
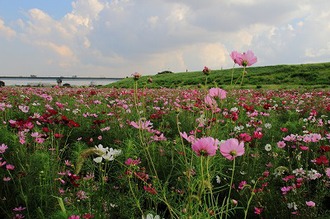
281, 186, 292, 195
208, 88, 227, 100
277, 141, 286, 148
180, 132, 196, 143
230, 50, 257, 67
3, 176, 11, 181
35, 137, 45, 144
100, 126, 110, 132
0, 160, 7, 167
68, 215, 80, 219
230, 51, 241, 65
220, 138, 245, 160
18, 105, 29, 113
76, 190, 88, 200
65, 160, 72, 166
306, 201, 315, 207
13, 206, 26, 211
6, 164, 15, 170
204, 95, 217, 108
191, 137, 219, 157
0, 143, 8, 154
130, 119, 153, 130
325, 168, 330, 178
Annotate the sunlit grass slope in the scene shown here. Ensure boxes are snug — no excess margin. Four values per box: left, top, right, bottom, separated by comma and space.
107, 62, 330, 89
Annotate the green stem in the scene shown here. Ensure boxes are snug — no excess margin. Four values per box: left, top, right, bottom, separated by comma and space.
225, 158, 236, 219
206, 157, 215, 209
244, 179, 259, 219
199, 156, 205, 198
230, 64, 236, 86
128, 178, 144, 216
240, 67, 246, 86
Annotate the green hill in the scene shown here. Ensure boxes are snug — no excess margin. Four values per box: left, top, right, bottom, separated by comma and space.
107, 62, 330, 89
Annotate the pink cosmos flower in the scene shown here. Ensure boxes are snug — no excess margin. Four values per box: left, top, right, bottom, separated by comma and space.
13, 206, 26, 211
191, 137, 219, 157
204, 95, 217, 108
68, 215, 80, 219
230, 51, 241, 65
220, 138, 245, 160
13, 214, 25, 219
230, 50, 257, 67
325, 168, 330, 178
180, 132, 196, 143
306, 201, 315, 207
208, 88, 227, 100
0, 143, 8, 154
18, 105, 29, 113
254, 207, 263, 215
3, 176, 11, 181
238, 180, 247, 190
130, 119, 153, 131
277, 141, 286, 148
6, 164, 15, 170
125, 158, 141, 166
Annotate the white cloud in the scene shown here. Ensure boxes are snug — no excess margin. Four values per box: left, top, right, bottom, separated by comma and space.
1, 0, 330, 77
0, 19, 16, 39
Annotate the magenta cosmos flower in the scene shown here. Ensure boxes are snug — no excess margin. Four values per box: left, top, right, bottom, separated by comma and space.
220, 138, 245, 160
191, 137, 219, 156
230, 50, 257, 67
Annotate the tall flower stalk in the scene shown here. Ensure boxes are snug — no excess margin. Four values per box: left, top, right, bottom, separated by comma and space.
230, 50, 257, 86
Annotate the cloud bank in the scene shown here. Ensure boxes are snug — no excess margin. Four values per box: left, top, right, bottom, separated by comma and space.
0, 0, 330, 77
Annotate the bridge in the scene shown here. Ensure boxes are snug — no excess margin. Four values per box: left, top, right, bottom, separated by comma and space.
0, 76, 125, 86
0, 76, 125, 80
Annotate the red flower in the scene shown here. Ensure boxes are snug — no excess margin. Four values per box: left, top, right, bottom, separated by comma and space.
253, 131, 263, 139
42, 127, 51, 133
82, 213, 94, 219
315, 155, 329, 166
202, 66, 211, 75
143, 185, 157, 194
320, 146, 330, 152
54, 133, 64, 138
280, 127, 288, 132
47, 109, 58, 115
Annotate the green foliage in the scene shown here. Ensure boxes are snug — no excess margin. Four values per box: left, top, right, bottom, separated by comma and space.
0, 85, 329, 218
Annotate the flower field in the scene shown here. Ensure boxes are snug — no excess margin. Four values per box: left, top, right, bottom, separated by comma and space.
0, 84, 329, 219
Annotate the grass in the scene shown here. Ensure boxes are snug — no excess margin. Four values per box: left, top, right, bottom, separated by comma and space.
107, 62, 330, 89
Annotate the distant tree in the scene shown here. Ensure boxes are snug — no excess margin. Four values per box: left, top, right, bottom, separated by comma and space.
0, 81, 5, 87
63, 83, 71, 87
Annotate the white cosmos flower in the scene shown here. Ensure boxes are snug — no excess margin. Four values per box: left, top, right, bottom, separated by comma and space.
265, 144, 272, 152
93, 156, 103, 163
93, 145, 121, 163
95, 144, 108, 155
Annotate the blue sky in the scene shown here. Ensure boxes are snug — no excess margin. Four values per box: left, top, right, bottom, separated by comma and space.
0, 1, 72, 21
0, 0, 330, 78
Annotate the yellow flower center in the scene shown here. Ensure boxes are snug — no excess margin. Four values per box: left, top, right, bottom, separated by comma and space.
229, 150, 237, 156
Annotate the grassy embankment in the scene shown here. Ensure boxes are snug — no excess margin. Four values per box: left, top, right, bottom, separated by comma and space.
107, 62, 330, 89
